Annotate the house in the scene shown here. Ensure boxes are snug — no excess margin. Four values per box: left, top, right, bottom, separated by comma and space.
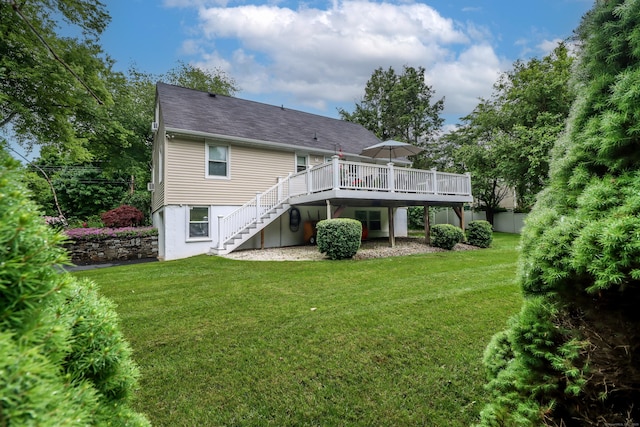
150, 83, 473, 261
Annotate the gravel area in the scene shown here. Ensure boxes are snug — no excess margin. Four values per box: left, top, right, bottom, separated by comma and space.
220, 237, 478, 261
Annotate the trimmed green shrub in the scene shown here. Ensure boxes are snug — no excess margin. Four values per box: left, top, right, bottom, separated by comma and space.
466, 220, 493, 248
0, 148, 149, 426
430, 224, 464, 250
317, 218, 362, 260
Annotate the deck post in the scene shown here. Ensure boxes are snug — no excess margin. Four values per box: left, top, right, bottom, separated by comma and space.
306, 166, 313, 194
326, 200, 332, 219
332, 155, 340, 190
388, 206, 396, 247
424, 204, 430, 245
387, 162, 395, 192
277, 176, 283, 201
217, 215, 224, 250
432, 169, 438, 194
255, 191, 261, 219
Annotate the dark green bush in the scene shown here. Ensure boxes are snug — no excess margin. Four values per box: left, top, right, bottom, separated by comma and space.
317, 218, 362, 260
466, 220, 493, 248
430, 224, 464, 250
0, 148, 149, 426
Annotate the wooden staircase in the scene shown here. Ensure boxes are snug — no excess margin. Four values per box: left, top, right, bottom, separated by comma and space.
210, 202, 290, 255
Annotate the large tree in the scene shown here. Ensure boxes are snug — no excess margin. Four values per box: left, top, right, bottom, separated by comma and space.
444, 101, 510, 225
479, 1, 640, 425
492, 43, 575, 208
338, 65, 444, 168
1, 0, 113, 161
21, 62, 239, 221
442, 43, 575, 219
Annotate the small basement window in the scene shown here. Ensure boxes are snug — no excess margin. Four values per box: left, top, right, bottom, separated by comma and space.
189, 206, 210, 239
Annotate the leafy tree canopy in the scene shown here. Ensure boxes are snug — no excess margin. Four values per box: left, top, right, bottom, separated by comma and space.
1, 0, 112, 161
442, 43, 575, 220
162, 60, 239, 95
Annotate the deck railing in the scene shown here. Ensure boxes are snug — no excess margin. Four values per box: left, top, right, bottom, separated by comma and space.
217, 157, 471, 249
297, 157, 471, 195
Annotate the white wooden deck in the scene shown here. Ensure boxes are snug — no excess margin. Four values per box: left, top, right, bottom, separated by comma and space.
213, 158, 472, 254
288, 159, 472, 205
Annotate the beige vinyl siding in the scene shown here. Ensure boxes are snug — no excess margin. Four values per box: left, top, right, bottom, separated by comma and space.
165, 137, 295, 205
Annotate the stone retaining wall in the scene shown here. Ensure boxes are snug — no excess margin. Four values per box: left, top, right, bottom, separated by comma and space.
65, 235, 158, 264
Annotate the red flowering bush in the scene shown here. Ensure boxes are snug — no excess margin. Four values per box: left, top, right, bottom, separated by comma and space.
101, 205, 144, 228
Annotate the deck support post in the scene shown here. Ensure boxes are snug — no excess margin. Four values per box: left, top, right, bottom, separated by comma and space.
424, 204, 430, 245
306, 166, 313, 194
326, 200, 332, 219
332, 155, 341, 190
387, 162, 395, 192
388, 206, 396, 248
432, 169, 438, 194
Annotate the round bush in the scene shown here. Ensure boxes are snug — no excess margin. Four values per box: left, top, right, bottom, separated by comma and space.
317, 218, 362, 260
430, 224, 465, 250
466, 220, 493, 248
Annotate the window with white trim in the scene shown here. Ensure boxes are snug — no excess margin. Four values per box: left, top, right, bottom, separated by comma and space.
296, 154, 308, 172
207, 144, 229, 178
355, 210, 382, 231
188, 206, 210, 239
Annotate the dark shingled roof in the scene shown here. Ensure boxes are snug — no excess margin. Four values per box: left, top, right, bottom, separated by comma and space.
156, 82, 382, 156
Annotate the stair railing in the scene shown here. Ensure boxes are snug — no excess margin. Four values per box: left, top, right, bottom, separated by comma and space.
217, 172, 298, 250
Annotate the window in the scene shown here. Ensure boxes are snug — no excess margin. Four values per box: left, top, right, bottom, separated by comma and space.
207, 144, 229, 178
189, 206, 210, 239
355, 210, 382, 231
369, 211, 382, 231
296, 155, 308, 172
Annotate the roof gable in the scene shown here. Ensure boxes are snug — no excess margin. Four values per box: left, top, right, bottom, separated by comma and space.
156, 82, 381, 156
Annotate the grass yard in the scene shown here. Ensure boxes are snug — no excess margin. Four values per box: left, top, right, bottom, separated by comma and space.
74, 233, 523, 426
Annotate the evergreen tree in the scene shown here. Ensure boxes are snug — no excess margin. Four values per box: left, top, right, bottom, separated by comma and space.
0, 147, 149, 425
479, 1, 640, 425
338, 65, 444, 168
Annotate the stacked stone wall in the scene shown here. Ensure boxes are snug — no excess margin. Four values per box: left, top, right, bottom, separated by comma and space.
65, 235, 158, 264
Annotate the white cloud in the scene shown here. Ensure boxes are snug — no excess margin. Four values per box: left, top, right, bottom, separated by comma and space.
537, 38, 564, 55
178, 0, 507, 120
428, 43, 507, 118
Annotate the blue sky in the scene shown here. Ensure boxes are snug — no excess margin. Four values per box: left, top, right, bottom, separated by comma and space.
100, 0, 593, 127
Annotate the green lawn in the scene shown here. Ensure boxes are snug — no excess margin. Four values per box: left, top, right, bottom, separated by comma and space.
74, 233, 522, 426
